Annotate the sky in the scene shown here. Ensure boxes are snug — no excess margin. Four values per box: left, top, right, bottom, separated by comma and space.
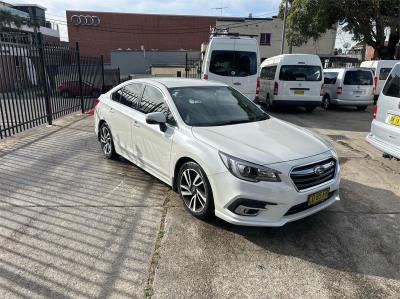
9, 0, 353, 48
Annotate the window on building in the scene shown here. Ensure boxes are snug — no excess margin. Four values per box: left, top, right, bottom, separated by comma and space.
260, 33, 271, 46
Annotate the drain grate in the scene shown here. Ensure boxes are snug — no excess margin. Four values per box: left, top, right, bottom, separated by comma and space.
327, 134, 349, 141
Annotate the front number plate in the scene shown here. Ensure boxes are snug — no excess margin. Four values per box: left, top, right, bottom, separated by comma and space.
307, 189, 330, 206
389, 115, 400, 127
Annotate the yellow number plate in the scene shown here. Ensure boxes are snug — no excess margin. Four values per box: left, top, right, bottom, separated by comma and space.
389, 115, 400, 127
307, 189, 329, 206
294, 89, 304, 95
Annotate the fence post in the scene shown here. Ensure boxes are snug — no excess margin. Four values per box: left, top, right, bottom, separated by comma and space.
76, 42, 84, 114
37, 33, 52, 125
185, 53, 188, 78
100, 55, 105, 92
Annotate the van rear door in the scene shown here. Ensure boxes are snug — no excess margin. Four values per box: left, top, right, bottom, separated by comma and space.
231, 38, 259, 99
342, 70, 374, 99
278, 64, 322, 98
207, 38, 235, 86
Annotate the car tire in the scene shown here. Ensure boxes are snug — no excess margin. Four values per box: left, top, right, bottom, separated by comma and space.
305, 106, 317, 113
61, 90, 70, 98
177, 162, 214, 220
357, 105, 368, 111
99, 122, 118, 159
322, 95, 331, 110
265, 95, 274, 111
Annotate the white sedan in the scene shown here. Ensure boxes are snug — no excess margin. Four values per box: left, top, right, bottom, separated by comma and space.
94, 78, 340, 226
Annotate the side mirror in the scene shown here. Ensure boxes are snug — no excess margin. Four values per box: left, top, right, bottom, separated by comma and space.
145, 112, 167, 132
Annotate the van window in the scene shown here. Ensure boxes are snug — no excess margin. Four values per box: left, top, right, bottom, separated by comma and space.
323, 72, 338, 84
209, 50, 257, 77
379, 68, 392, 80
382, 65, 400, 98
279, 65, 322, 81
343, 70, 373, 85
260, 66, 277, 80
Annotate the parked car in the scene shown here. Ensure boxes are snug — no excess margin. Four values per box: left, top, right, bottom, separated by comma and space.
259, 54, 324, 112
322, 68, 374, 110
366, 62, 400, 159
58, 81, 101, 98
201, 35, 260, 101
94, 78, 340, 226
360, 60, 399, 102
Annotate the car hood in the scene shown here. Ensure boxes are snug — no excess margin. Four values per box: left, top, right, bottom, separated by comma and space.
192, 117, 330, 165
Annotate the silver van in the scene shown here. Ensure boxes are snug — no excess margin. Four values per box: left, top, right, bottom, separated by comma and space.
322, 68, 374, 111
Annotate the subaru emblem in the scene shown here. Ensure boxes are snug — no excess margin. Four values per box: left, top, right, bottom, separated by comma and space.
313, 165, 325, 175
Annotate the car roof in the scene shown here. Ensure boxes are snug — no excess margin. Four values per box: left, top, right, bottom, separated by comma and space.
132, 77, 228, 88
324, 68, 372, 72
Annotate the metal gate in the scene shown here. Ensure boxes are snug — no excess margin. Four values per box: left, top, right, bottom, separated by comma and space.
0, 33, 120, 139
185, 53, 202, 79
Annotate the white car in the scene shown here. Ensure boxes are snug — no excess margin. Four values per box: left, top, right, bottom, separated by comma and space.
366, 63, 400, 159
94, 78, 340, 226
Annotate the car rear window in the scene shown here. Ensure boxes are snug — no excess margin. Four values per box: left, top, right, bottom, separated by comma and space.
379, 68, 392, 80
382, 65, 400, 98
279, 65, 322, 81
323, 72, 339, 84
343, 70, 373, 85
209, 50, 257, 77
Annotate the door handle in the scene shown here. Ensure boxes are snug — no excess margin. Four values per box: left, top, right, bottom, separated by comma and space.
233, 82, 241, 85
109, 108, 115, 113
133, 121, 140, 128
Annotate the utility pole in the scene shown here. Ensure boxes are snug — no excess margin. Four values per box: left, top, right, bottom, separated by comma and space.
281, 0, 289, 54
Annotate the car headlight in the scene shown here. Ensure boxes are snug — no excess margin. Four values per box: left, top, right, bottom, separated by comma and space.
219, 152, 281, 182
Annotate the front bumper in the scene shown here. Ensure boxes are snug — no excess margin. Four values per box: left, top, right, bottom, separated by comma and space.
210, 152, 341, 227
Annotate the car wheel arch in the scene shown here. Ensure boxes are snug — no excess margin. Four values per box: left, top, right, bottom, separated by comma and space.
172, 157, 197, 191
98, 119, 107, 141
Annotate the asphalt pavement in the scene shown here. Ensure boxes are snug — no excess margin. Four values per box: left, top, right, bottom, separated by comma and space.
0, 106, 399, 298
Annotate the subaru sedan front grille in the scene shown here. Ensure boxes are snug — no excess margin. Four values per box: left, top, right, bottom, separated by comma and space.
290, 158, 336, 191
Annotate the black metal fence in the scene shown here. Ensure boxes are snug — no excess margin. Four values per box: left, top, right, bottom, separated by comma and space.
185, 53, 202, 79
0, 33, 120, 139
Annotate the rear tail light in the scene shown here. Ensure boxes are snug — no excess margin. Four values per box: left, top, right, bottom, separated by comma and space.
256, 77, 260, 97
336, 86, 342, 95
202, 73, 208, 80
320, 83, 324, 96
93, 98, 100, 107
373, 105, 378, 119
374, 76, 378, 91
273, 81, 279, 95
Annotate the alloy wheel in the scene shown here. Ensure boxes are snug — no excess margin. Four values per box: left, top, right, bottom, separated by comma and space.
100, 126, 112, 155
179, 169, 207, 212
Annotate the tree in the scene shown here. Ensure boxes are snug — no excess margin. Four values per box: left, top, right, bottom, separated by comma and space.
279, 0, 400, 59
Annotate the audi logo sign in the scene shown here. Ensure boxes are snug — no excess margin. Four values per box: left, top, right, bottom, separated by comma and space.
71, 15, 101, 26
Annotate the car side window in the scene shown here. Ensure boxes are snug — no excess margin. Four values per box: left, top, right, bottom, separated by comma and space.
139, 85, 176, 125
324, 72, 338, 84
112, 83, 143, 109
260, 66, 276, 80
382, 65, 400, 98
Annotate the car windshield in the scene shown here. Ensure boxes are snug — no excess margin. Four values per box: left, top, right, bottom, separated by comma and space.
343, 70, 373, 85
168, 86, 269, 127
279, 65, 322, 81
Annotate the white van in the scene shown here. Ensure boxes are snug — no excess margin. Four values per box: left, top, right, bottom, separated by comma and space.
360, 60, 399, 102
201, 35, 260, 100
366, 62, 400, 159
259, 54, 324, 112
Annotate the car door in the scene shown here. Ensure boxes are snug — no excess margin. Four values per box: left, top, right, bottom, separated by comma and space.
106, 82, 143, 160
134, 84, 175, 182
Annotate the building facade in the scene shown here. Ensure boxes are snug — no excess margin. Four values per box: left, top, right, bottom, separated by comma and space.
66, 11, 224, 63
215, 17, 337, 60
